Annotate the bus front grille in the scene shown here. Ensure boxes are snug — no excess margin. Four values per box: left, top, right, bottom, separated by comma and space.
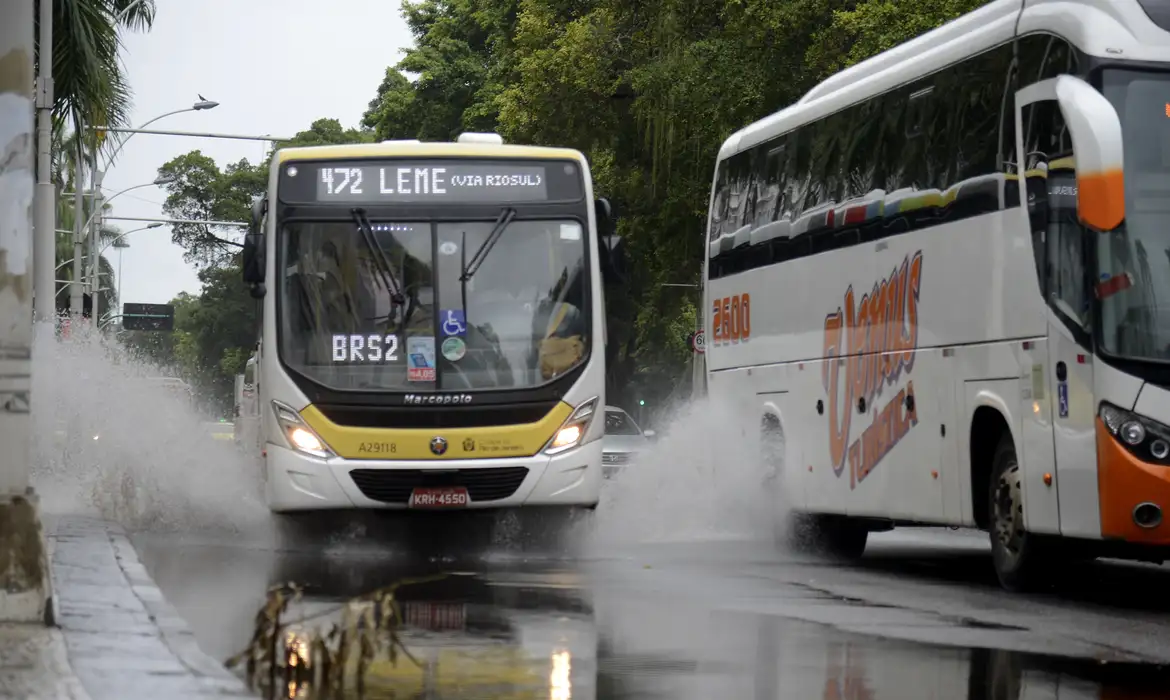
316, 402, 559, 429
348, 467, 530, 504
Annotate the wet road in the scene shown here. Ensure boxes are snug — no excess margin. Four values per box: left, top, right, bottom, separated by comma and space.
131, 525, 1170, 699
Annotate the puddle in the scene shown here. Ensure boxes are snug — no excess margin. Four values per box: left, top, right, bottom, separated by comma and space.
131, 537, 1170, 700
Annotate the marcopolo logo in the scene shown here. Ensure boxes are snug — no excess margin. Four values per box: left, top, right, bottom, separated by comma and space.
404, 394, 473, 405
822, 251, 923, 490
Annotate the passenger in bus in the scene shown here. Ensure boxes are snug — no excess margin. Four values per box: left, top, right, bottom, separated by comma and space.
536, 268, 587, 380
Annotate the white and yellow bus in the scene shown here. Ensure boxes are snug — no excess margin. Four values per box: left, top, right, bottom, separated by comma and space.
240, 133, 614, 528
703, 0, 1170, 589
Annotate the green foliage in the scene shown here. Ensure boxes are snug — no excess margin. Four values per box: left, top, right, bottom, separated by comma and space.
43, 0, 157, 159
138, 120, 373, 408
806, 0, 992, 79
145, 0, 994, 410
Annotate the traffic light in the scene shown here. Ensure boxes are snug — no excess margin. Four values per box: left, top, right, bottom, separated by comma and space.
638, 399, 645, 406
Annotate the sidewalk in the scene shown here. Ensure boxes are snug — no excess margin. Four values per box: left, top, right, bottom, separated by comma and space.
1, 516, 252, 699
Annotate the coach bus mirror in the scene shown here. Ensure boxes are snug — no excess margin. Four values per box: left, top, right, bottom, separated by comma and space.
248, 282, 266, 300
1052, 75, 1125, 232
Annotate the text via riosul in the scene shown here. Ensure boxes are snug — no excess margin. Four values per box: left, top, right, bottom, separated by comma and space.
822, 251, 923, 489
332, 334, 400, 363
712, 293, 751, 345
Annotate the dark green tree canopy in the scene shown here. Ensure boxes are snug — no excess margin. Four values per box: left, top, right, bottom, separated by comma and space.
142, 0, 992, 412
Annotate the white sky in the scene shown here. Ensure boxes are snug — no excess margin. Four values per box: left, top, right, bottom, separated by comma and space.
106, 0, 412, 304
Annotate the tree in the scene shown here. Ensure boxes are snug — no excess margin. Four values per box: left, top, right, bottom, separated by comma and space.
42, 0, 158, 183
141, 119, 372, 407
361, 0, 991, 406
156, 118, 375, 269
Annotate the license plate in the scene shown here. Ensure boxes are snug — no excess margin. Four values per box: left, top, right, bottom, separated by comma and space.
409, 487, 470, 508
404, 602, 467, 630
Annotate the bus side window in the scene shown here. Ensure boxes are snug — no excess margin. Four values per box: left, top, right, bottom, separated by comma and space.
710, 160, 730, 242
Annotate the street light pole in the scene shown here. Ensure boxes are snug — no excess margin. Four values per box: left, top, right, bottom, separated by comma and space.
79, 99, 218, 324
31, 0, 54, 323
75, 176, 173, 324
0, 0, 50, 625
91, 126, 294, 142
69, 141, 85, 318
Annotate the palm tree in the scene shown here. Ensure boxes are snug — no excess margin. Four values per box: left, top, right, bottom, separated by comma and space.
43, 0, 157, 319
44, 0, 157, 159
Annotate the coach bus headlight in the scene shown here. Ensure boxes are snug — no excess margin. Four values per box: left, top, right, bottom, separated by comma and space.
1099, 402, 1170, 466
272, 400, 336, 460
544, 397, 599, 456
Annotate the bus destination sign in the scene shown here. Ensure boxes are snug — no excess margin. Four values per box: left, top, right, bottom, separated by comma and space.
297, 160, 565, 204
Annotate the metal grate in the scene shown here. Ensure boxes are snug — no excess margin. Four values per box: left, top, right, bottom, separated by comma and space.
348, 467, 529, 504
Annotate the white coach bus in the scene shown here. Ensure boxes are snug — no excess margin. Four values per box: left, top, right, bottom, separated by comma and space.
240, 134, 616, 529
704, 0, 1170, 590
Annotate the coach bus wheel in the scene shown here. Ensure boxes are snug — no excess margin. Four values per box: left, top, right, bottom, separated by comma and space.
788, 513, 868, 561
988, 434, 1054, 592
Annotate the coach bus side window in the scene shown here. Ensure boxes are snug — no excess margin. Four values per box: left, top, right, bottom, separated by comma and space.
710, 160, 730, 243
758, 143, 786, 227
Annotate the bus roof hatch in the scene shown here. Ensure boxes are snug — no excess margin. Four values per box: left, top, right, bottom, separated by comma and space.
456, 132, 504, 145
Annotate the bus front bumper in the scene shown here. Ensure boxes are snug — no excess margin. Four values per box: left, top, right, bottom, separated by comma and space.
264, 439, 603, 512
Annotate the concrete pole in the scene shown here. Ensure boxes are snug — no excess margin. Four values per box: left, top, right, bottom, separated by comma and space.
31, 0, 54, 323
0, 0, 51, 625
89, 165, 101, 325
69, 140, 84, 317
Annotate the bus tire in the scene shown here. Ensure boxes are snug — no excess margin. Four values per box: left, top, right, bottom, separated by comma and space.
787, 512, 868, 561
988, 434, 1054, 591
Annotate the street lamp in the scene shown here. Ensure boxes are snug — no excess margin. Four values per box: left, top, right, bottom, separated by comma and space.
76, 175, 173, 324
99, 98, 219, 172
55, 224, 159, 273
98, 222, 161, 258
65, 98, 218, 319
78, 175, 174, 237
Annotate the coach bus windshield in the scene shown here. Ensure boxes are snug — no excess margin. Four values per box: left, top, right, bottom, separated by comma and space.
278, 218, 590, 392
1097, 69, 1170, 362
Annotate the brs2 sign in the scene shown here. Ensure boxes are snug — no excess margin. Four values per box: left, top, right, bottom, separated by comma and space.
712, 293, 751, 346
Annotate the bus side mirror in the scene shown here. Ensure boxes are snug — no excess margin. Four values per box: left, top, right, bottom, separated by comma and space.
595, 197, 627, 283
243, 196, 267, 285
248, 283, 266, 300
1052, 75, 1125, 232
595, 197, 614, 241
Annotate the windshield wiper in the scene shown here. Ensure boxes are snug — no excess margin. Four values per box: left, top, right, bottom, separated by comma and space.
351, 208, 405, 307
461, 207, 516, 282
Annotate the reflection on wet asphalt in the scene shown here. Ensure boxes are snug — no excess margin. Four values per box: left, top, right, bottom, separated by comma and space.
131, 528, 1170, 699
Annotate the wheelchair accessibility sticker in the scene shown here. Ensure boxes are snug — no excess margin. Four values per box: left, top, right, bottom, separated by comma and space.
441, 309, 466, 337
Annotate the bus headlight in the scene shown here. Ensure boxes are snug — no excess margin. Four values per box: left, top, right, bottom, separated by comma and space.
544, 397, 599, 456
272, 400, 335, 459
1099, 402, 1170, 466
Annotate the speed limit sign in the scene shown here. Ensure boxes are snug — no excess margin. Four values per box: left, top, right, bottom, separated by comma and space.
689, 329, 706, 354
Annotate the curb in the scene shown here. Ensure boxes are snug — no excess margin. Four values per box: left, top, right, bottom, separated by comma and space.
46, 516, 252, 699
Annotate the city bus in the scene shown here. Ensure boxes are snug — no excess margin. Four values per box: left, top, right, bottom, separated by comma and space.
703, 0, 1170, 590
240, 133, 614, 532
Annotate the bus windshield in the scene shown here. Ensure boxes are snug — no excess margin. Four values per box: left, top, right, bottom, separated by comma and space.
1098, 69, 1170, 361
278, 218, 590, 392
